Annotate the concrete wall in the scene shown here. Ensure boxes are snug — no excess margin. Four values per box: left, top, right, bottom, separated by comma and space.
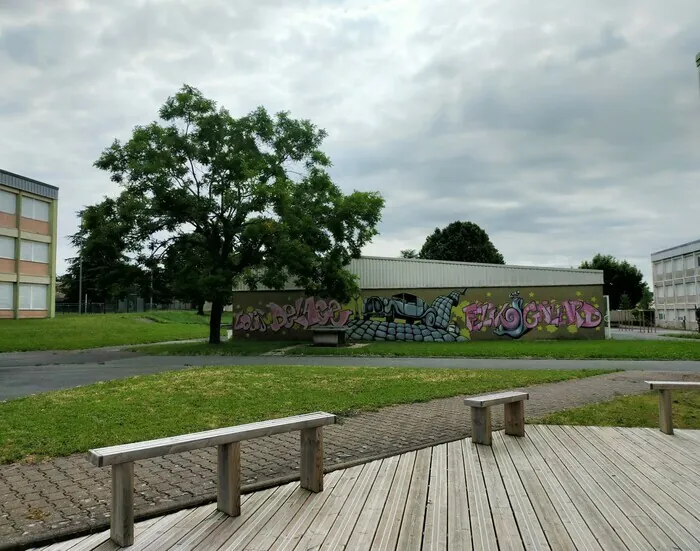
232, 285, 605, 342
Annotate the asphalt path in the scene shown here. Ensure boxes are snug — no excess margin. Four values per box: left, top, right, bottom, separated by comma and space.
1, 347, 700, 402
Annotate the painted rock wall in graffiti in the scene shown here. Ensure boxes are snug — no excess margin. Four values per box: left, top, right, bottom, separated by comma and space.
232, 285, 605, 341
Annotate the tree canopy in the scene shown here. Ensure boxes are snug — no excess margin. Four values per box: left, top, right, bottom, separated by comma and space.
418, 221, 505, 264
400, 249, 419, 259
93, 84, 385, 342
579, 254, 647, 310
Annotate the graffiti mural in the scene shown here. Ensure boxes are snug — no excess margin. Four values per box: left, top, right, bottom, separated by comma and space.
463, 290, 603, 339
231, 285, 605, 341
234, 296, 352, 333
345, 290, 468, 342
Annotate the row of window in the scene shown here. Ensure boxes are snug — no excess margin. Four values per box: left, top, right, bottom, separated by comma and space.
654, 256, 700, 276
657, 309, 696, 322
0, 236, 50, 263
655, 283, 700, 298
0, 190, 50, 222
0, 282, 48, 310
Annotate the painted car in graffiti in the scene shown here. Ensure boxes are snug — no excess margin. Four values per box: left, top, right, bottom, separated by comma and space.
363, 292, 438, 327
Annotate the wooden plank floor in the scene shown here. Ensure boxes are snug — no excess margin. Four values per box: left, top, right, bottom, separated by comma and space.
31, 426, 700, 550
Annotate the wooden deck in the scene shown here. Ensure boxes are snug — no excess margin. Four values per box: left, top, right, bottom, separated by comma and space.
32, 425, 700, 550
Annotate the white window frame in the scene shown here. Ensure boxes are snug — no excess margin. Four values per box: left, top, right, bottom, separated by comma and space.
674, 258, 683, 271
20, 240, 49, 263
20, 196, 50, 222
676, 283, 685, 297
664, 260, 672, 273
687, 282, 695, 296
686, 256, 695, 270
0, 235, 15, 259
0, 189, 16, 214
19, 284, 47, 310
657, 285, 665, 298
0, 282, 13, 310
655, 263, 664, 275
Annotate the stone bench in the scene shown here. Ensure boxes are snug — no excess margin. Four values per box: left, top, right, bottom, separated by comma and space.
646, 381, 700, 435
464, 391, 529, 446
311, 327, 349, 347
87, 411, 337, 547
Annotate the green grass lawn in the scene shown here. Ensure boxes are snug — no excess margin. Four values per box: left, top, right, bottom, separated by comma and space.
540, 391, 700, 429
0, 311, 223, 352
0, 366, 612, 463
136, 340, 299, 356
280, 339, 700, 360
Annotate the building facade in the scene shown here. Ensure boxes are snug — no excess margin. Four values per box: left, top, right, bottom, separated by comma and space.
651, 240, 700, 330
232, 256, 606, 342
0, 169, 59, 319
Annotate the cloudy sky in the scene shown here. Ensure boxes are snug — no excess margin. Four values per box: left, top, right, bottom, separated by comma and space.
1, 0, 699, 283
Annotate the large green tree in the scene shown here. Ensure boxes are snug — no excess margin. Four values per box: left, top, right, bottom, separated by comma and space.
62, 193, 147, 304
95, 85, 384, 343
579, 254, 647, 310
419, 221, 505, 264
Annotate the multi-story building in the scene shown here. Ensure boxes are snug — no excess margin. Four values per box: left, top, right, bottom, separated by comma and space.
651, 239, 700, 330
0, 169, 59, 319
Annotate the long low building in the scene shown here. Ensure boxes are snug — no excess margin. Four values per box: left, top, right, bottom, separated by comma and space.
232, 256, 606, 342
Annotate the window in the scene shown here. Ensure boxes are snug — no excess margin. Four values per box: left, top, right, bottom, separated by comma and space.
0, 190, 16, 214
674, 258, 683, 271
0, 282, 12, 309
676, 284, 685, 297
686, 256, 695, 270
655, 263, 664, 275
19, 284, 47, 310
687, 282, 696, 296
0, 236, 15, 259
20, 197, 50, 222
664, 260, 672, 273
667, 285, 674, 298
657, 286, 665, 298
20, 240, 49, 263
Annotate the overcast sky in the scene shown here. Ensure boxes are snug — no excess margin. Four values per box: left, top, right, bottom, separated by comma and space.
2, 0, 699, 284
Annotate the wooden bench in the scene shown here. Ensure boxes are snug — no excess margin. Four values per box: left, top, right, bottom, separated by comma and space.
311, 327, 348, 347
646, 381, 700, 435
87, 411, 336, 547
464, 391, 529, 445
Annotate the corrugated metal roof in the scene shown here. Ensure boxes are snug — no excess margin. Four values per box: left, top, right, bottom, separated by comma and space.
233, 255, 604, 291
0, 169, 58, 200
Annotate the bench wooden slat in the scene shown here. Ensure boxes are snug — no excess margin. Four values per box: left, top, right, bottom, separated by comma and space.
646, 381, 700, 391
88, 411, 336, 467
464, 391, 529, 408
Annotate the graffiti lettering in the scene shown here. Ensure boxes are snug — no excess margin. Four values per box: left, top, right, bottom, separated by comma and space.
235, 296, 352, 333
464, 295, 602, 337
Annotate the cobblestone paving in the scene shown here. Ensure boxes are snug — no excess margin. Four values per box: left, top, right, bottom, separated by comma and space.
1, 369, 699, 549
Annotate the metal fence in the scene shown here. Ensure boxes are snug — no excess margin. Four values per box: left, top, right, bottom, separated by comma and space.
55, 300, 194, 315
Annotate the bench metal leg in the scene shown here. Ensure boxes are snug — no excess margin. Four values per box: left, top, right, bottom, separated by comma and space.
471, 406, 492, 446
504, 401, 525, 437
217, 442, 241, 516
300, 427, 324, 492
659, 390, 674, 435
111, 462, 134, 547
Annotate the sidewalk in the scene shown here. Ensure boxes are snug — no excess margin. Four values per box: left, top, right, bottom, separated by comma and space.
1, 369, 698, 549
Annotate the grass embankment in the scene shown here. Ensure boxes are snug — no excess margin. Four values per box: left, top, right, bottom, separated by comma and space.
541, 391, 700, 429
0, 366, 612, 463
143, 338, 700, 361
664, 332, 700, 340
0, 311, 218, 352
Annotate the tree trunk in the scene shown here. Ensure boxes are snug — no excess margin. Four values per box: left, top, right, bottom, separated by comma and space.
209, 298, 223, 344
196, 299, 205, 316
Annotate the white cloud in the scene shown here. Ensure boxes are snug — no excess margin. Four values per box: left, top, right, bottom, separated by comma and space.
1, 0, 699, 287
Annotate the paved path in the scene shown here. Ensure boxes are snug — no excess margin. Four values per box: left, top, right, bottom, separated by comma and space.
2, 348, 700, 402
1, 369, 699, 550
